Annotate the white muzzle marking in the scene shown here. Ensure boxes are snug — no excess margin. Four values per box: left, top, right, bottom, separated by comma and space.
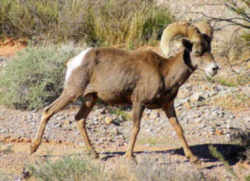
65, 48, 92, 82
205, 62, 219, 77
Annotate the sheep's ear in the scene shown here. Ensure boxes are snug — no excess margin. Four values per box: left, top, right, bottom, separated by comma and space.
182, 39, 193, 52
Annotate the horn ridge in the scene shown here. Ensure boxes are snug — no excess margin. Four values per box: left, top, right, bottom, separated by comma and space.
160, 21, 201, 57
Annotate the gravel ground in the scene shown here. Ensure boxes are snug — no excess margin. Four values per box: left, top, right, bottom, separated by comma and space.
0, 78, 249, 147
0, 77, 249, 180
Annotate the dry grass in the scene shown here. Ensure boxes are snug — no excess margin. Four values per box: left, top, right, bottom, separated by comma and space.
212, 73, 250, 87
217, 28, 250, 65
208, 92, 249, 111
0, 0, 173, 48
24, 155, 211, 181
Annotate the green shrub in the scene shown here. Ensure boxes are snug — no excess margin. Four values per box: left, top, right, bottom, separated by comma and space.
0, 44, 82, 110
209, 145, 239, 179
0, 0, 173, 48
246, 175, 250, 181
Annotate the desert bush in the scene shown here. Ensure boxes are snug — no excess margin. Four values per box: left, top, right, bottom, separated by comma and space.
246, 175, 250, 181
0, 0, 173, 48
228, 128, 250, 163
27, 155, 104, 181
0, 44, 82, 110
0, 0, 59, 37
209, 145, 239, 179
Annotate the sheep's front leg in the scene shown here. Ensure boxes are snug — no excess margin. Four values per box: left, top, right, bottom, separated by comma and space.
124, 102, 144, 160
163, 100, 199, 163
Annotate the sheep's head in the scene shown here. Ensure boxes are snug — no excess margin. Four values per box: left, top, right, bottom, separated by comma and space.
177, 21, 219, 77
182, 38, 218, 77
161, 20, 218, 77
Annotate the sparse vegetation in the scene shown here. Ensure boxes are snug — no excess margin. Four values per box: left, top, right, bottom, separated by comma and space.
228, 128, 250, 163
0, 0, 173, 48
209, 145, 239, 179
25, 155, 214, 181
218, 28, 250, 65
207, 92, 249, 110
246, 175, 250, 181
208, 128, 250, 181
27, 155, 105, 181
211, 74, 250, 87
107, 107, 131, 122
0, 44, 82, 110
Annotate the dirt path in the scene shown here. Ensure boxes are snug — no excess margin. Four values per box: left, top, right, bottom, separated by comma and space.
1, 137, 250, 181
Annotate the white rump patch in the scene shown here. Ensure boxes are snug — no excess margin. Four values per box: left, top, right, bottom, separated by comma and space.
65, 48, 92, 82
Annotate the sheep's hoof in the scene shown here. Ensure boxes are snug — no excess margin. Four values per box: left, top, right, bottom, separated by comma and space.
30, 143, 38, 154
189, 155, 201, 164
87, 150, 99, 159
123, 153, 137, 164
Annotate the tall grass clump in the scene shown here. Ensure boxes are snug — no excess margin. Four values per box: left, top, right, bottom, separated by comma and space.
90, 0, 173, 48
0, 44, 82, 110
0, 0, 173, 48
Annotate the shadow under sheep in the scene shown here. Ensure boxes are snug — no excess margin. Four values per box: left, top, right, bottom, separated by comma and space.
102, 144, 247, 165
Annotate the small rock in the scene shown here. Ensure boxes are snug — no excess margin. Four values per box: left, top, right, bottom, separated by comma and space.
111, 127, 120, 136
199, 124, 206, 129
98, 107, 106, 114
105, 117, 113, 125
229, 115, 235, 119
0, 129, 6, 134
209, 127, 216, 135
191, 92, 205, 102
215, 129, 224, 135
54, 122, 62, 128
56, 115, 66, 121
64, 120, 73, 126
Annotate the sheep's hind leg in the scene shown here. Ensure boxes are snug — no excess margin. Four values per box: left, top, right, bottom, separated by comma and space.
30, 92, 78, 154
75, 94, 98, 158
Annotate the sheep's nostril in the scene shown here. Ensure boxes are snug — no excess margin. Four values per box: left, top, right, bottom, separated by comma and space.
195, 51, 201, 55
212, 66, 219, 71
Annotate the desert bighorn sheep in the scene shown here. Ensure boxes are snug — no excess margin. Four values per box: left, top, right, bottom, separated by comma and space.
30, 21, 218, 163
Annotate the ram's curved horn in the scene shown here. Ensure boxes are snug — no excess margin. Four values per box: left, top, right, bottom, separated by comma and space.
160, 22, 202, 57
193, 20, 213, 39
